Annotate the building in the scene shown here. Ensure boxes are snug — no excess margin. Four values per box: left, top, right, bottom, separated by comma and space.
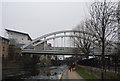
0, 36, 9, 59
5, 29, 32, 47
5, 29, 32, 61
57, 55, 64, 60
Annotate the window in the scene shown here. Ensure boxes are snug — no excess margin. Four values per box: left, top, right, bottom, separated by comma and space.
3, 47, 5, 51
22, 38, 23, 40
28, 37, 30, 40
2, 54, 4, 58
2, 40, 5, 43
7, 41, 9, 44
5, 41, 7, 44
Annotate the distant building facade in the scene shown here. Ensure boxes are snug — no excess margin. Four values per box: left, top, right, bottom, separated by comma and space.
5, 29, 32, 46
5, 29, 32, 61
0, 36, 9, 59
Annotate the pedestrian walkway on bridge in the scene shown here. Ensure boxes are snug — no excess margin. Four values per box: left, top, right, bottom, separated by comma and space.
61, 69, 85, 81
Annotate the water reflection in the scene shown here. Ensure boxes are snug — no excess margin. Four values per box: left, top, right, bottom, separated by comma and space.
2, 65, 67, 81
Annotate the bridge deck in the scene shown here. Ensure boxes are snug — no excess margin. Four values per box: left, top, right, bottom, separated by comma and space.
21, 50, 112, 56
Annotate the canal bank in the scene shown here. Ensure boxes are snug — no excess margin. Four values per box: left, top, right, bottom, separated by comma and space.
77, 65, 120, 80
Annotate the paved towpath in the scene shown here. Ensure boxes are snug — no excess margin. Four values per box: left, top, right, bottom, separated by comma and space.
61, 69, 85, 81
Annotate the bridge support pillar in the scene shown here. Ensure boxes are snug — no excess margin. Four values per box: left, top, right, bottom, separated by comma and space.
61, 37, 63, 48
64, 32, 66, 50
44, 37, 46, 50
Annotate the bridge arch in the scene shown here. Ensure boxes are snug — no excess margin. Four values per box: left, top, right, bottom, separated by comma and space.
21, 30, 96, 49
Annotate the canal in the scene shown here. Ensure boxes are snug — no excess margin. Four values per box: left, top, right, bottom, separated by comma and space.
2, 64, 68, 81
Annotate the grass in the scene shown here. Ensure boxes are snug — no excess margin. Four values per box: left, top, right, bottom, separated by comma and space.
76, 68, 101, 81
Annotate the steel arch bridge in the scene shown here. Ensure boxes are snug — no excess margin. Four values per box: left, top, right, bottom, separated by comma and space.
21, 30, 101, 55
22, 30, 95, 49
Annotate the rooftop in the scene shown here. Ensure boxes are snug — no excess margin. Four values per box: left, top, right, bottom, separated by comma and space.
5, 29, 32, 41
0, 36, 9, 41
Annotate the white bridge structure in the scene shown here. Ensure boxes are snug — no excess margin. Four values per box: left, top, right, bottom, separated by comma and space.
21, 30, 115, 56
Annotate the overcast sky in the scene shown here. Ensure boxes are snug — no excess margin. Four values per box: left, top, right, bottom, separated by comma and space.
1, 1, 92, 39
0, 0, 119, 39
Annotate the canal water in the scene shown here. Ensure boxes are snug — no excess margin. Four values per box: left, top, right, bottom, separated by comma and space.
2, 65, 68, 81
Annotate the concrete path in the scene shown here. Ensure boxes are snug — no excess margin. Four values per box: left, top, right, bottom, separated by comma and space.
61, 69, 85, 81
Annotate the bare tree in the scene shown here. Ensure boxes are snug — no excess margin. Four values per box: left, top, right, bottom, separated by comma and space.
86, 0, 118, 80
116, 1, 120, 51
72, 21, 92, 59
116, 1, 120, 28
